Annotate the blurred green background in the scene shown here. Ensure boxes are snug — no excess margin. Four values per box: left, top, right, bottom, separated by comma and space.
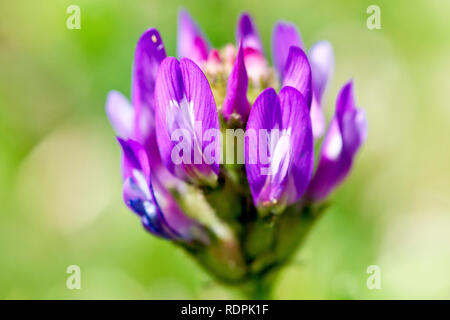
1, 0, 449, 299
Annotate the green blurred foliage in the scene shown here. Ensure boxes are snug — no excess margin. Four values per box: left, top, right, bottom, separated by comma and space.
0, 0, 449, 299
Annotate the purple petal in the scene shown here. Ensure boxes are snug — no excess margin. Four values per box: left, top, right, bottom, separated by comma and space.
236, 12, 264, 54
177, 9, 209, 67
106, 90, 134, 139
117, 137, 150, 181
335, 81, 368, 155
282, 46, 312, 107
306, 81, 367, 202
122, 174, 173, 238
309, 41, 334, 103
271, 21, 303, 79
155, 57, 220, 186
246, 88, 281, 206
222, 42, 250, 122
118, 138, 174, 238
245, 87, 314, 208
130, 28, 168, 177
278, 87, 315, 204
118, 138, 209, 242
132, 28, 167, 114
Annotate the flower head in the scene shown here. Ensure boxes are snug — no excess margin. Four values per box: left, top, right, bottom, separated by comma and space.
105, 9, 367, 284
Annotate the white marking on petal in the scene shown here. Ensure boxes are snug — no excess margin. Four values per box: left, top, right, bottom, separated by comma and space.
167, 97, 195, 132
143, 200, 156, 217
269, 134, 291, 183
324, 129, 343, 160
132, 169, 151, 199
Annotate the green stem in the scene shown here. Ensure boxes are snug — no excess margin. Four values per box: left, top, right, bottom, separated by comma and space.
240, 275, 274, 300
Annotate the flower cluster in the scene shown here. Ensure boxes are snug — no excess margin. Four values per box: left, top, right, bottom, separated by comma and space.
106, 10, 367, 283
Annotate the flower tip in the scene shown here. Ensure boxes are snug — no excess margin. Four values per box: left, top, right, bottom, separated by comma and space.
288, 45, 307, 59
283, 46, 312, 107
116, 136, 126, 146
177, 10, 209, 65
178, 8, 191, 20
238, 11, 252, 22
275, 20, 293, 26
336, 79, 357, 113
222, 41, 250, 122
236, 11, 263, 54
273, 20, 301, 35
138, 28, 161, 44
134, 28, 166, 62
345, 78, 355, 91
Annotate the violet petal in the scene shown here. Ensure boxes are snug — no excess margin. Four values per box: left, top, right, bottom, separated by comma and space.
118, 138, 175, 238
177, 9, 209, 67
105, 90, 134, 139
271, 21, 303, 79
118, 138, 209, 242
245, 87, 314, 208
282, 46, 312, 107
306, 81, 367, 201
155, 57, 220, 185
222, 42, 250, 122
236, 12, 264, 54
132, 28, 167, 114
309, 40, 334, 103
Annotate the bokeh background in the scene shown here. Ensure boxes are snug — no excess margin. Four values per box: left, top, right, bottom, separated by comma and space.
0, 0, 449, 299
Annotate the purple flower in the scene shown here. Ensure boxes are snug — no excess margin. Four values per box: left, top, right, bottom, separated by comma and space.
118, 138, 207, 242
306, 81, 367, 202
106, 28, 209, 243
105, 9, 366, 252
245, 87, 314, 210
118, 137, 175, 238
154, 57, 220, 186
